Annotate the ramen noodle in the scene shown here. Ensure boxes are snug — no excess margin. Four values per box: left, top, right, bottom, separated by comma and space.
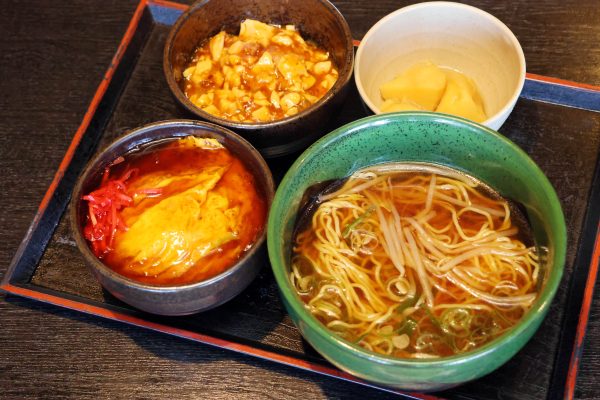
291, 163, 541, 358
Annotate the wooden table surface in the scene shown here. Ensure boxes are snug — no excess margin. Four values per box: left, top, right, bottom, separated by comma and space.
1, 0, 599, 399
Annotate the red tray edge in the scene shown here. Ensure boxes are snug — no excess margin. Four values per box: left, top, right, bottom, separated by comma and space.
1, 1, 599, 399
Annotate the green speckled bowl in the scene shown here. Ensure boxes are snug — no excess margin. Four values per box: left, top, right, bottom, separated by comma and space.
267, 112, 566, 391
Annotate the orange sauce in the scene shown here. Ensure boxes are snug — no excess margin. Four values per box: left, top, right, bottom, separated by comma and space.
91, 138, 266, 286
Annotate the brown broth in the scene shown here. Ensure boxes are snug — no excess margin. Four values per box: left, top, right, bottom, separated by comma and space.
291, 164, 538, 358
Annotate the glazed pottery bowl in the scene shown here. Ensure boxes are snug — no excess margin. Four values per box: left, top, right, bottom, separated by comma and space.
355, 2, 525, 130
164, 0, 354, 158
267, 112, 566, 391
70, 120, 274, 316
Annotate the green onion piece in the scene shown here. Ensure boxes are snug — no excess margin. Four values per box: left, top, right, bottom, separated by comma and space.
396, 296, 417, 314
535, 261, 546, 292
493, 309, 513, 326
342, 205, 376, 238
422, 305, 443, 332
422, 305, 461, 353
448, 334, 459, 353
354, 332, 370, 344
396, 317, 417, 336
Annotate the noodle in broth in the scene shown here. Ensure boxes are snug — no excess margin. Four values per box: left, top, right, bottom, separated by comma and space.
291, 163, 541, 358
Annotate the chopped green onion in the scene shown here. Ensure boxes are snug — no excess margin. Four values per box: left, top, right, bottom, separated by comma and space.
396, 317, 417, 336
422, 305, 460, 353
354, 332, 370, 344
422, 305, 443, 332
342, 205, 376, 238
396, 296, 417, 314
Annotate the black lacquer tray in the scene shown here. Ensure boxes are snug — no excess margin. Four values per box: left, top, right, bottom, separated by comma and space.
2, 1, 600, 399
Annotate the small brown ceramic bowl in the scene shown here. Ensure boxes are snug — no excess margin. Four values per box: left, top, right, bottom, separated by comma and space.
163, 0, 354, 158
70, 120, 274, 316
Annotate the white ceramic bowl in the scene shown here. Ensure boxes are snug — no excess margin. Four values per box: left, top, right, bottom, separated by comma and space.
354, 1, 526, 130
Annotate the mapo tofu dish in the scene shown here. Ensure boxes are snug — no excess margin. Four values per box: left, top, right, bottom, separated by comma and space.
182, 19, 339, 123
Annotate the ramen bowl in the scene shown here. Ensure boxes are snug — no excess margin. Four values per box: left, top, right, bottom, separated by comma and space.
267, 112, 566, 391
354, 2, 525, 130
164, 0, 354, 158
70, 120, 274, 316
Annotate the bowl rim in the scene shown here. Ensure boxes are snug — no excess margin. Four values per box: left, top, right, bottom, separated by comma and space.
162, 0, 355, 130
354, 1, 526, 129
268, 111, 566, 367
70, 119, 274, 292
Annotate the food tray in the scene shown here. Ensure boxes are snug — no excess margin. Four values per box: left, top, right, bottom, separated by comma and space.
2, 1, 600, 399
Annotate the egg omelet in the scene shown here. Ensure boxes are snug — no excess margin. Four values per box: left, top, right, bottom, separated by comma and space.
112, 138, 240, 279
